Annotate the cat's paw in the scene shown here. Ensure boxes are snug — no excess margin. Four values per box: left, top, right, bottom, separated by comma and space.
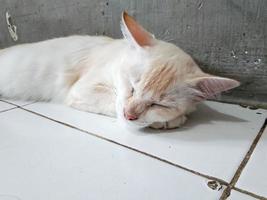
149, 115, 187, 130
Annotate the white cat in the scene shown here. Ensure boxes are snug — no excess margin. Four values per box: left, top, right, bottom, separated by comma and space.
0, 12, 240, 129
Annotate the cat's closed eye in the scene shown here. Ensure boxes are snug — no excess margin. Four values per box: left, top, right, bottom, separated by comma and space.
131, 87, 135, 95
150, 103, 169, 108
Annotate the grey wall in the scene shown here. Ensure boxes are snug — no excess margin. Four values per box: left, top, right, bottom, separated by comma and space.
0, 0, 266, 107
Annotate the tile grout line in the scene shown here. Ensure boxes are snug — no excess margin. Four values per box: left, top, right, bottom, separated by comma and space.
0, 100, 17, 105
16, 106, 230, 186
220, 118, 267, 200
0, 100, 19, 113
0, 107, 19, 113
233, 186, 267, 200
0, 99, 36, 107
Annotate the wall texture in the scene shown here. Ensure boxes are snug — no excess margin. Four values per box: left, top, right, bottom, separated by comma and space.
0, 0, 266, 107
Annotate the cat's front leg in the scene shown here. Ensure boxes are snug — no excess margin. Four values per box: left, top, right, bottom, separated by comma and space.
149, 115, 187, 129
65, 76, 117, 117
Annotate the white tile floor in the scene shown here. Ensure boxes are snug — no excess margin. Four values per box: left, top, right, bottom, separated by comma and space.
0, 99, 266, 200
236, 127, 267, 197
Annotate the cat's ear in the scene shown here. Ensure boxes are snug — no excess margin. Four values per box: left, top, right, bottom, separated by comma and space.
189, 75, 240, 101
121, 11, 155, 48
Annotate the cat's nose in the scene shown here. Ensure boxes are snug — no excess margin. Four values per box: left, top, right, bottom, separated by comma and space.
127, 114, 138, 120
124, 110, 138, 121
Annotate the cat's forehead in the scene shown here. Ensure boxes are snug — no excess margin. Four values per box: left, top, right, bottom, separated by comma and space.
138, 56, 201, 100
140, 62, 178, 99
133, 41, 202, 100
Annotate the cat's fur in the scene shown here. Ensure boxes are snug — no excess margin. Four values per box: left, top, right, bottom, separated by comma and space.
0, 12, 240, 129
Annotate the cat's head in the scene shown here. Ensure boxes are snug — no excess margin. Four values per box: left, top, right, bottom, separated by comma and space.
119, 12, 240, 127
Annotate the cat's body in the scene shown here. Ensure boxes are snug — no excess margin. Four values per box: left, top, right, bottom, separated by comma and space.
0, 35, 115, 102
0, 12, 240, 129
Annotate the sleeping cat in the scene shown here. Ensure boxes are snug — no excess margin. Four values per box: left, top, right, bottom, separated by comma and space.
0, 12, 240, 129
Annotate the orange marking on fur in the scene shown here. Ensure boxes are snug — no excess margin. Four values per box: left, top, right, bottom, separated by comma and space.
93, 83, 113, 94
65, 70, 81, 87
142, 63, 177, 97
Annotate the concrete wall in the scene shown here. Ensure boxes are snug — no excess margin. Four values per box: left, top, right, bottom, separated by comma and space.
0, 0, 266, 107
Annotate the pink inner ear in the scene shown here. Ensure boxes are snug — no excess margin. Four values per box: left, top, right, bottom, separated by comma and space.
194, 76, 240, 99
122, 12, 153, 47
